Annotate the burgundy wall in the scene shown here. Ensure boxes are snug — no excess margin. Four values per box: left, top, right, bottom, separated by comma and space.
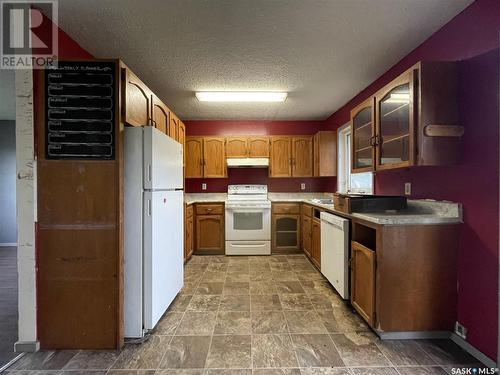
323, 0, 500, 360
185, 121, 336, 193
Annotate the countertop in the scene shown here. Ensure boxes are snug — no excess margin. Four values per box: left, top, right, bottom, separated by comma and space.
185, 192, 463, 225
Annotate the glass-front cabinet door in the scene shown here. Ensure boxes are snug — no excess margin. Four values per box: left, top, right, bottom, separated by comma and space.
375, 70, 415, 170
351, 98, 375, 173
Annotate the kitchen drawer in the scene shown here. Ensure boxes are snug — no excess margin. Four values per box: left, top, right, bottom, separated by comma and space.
272, 203, 300, 214
186, 204, 193, 218
302, 204, 313, 217
196, 203, 224, 215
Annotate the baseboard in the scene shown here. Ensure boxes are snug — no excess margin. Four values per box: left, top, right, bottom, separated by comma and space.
450, 333, 497, 368
14, 340, 39, 352
0, 243, 17, 247
377, 331, 450, 340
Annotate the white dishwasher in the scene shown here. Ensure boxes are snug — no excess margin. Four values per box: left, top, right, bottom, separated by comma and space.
320, 211, 349, 299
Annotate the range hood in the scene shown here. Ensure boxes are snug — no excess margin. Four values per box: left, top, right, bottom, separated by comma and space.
227, 158, 269, 168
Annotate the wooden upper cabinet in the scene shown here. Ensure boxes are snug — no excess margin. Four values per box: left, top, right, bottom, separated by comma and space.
292, 136, 313, 177
169, 113, 180, 140
351, 241, 376, 326
375, 69, 415, 171
350, 61, 461, 173
185, 137, 203, 178
269, 137, 291, 177
123, 68, 151, 127
351, 98, 375, 173
226, 137, 248, 158
248, 137, 269, 157
203, 137, 226, 178
313, 131, 337, 177
151, 95, 169, 134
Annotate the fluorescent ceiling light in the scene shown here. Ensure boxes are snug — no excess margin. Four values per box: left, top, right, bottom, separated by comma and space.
385, 92, 410, 104
196, 91, 287, 102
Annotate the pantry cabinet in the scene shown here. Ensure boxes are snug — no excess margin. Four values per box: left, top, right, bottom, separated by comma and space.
203, 137, 227, 178
195, 203, 225, 254
123, 69, 152, 127
350, 61, 462, 173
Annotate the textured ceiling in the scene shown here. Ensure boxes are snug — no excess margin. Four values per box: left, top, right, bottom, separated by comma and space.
56, 0, 473, 120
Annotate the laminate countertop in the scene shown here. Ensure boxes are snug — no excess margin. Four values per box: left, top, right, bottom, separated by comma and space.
185, 193, 463, 225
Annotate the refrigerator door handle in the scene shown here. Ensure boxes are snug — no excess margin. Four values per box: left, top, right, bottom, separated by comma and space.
147, 164, 152, 182
147, 199, 152, 216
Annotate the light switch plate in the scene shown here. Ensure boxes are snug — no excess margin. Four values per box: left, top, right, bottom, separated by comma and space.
202, 183, 207, 190
300, 183, 306, 190
404, 182, 411, 195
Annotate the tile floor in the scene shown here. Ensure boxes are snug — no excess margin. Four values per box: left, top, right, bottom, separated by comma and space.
6, 254, 486, 374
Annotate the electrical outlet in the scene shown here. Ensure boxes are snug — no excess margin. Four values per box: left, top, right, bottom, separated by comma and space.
202, 183, 207, 191
300, 183, 306, 190
455, 321, 467, 339
404, 182, 411, 195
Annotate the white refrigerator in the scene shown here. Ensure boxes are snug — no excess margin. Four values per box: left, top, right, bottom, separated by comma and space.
124, 126, 184, 338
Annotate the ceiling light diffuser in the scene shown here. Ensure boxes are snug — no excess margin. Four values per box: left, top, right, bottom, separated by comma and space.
195, 91, 287, 102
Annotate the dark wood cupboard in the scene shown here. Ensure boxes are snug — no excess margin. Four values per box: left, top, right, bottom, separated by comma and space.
272, 203, 301, 253
311, 218, 321, 269
226, 137, 248, 158
185, 137, 204, 178
292, 136, 313, 177
203, 137, 226, 178
151, 95, 169, 135
184, 204, 194, 262
124, 69, 152, 127
351, 98, 375, 173
351, 240, 376, 326
269, 137, 292, 177
350, 61, 463, 173
313, 131, 337, 176
194, 203, 225, 254
248, 137, 269, 157
185, 137, 226, 178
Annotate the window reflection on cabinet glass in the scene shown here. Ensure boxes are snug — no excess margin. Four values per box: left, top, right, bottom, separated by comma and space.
379, 83, 410, 165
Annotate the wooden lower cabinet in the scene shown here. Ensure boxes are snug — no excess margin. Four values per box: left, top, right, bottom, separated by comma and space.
351, 241, 376, 326
301, 215, 312, 258
350, 219, 460, 334
311, 218, 321, 268
272, 203, 301, 253
194, 203, 225, 255
184, 204, 194, 262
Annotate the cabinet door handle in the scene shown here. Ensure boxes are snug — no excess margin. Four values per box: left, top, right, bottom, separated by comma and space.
206, 208, 213, 212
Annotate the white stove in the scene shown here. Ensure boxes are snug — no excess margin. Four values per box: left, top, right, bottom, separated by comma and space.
225, 185, 271, 255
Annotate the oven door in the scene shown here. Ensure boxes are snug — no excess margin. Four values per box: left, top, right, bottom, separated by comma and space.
225, 207, 271, 241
